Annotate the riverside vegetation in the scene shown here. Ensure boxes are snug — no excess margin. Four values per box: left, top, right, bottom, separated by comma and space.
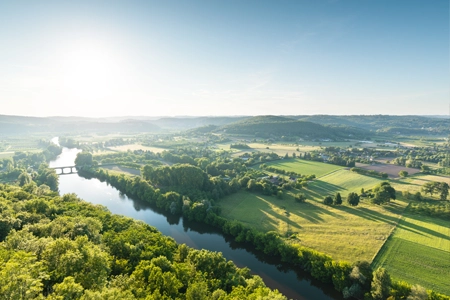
76, 146, 449, 299
1, 114, 450, 299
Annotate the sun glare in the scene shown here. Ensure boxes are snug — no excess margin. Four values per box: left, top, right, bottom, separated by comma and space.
60, 40, 123, 100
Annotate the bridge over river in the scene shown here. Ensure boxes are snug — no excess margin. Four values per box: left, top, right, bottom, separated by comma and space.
51, 163, 118, 175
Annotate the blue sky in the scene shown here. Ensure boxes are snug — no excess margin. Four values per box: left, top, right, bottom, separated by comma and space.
0, 0, 448, 117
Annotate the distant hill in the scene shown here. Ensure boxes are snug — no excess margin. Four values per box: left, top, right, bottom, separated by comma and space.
296, 115, 450, 135
3, 114, 447, 137
150, 116, 248, 129
218, 115, 368, 139
185, 125, 220, 134
0, 115, 161, 135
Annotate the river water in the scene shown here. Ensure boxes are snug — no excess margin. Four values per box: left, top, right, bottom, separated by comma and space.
49, 141, 342, 300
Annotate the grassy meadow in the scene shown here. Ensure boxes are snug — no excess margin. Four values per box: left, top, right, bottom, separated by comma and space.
372, 213, 450, 295
108, 143, 168, 153
390, 174, 450, 197
263, 158, 344, 177
101, 165, 141, 176
310, 169, 383, 196
220, 157, 450, 293
219, 172, 407, 263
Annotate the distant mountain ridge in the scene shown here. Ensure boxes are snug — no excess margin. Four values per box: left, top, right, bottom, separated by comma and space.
217, 115, 368, 139
295, 115, 450, 134
1, 114, 448, 136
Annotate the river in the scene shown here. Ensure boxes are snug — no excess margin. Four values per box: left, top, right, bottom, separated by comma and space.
49, 140, 342, 300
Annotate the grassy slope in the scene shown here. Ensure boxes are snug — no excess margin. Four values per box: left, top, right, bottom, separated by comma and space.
264, 158, 344, 177
311, 169, 383, 196
108, 144, 168, 153
372, 213, 450, 295
101, 165, 141, 176
390, 174, 450, 196
220, 166, 450, 293
220, 169, 406, 263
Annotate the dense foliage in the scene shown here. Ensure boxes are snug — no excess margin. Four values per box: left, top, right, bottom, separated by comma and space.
408, 201, 450, 220
82, 168, 450, 300
0, 184, 286, 299
350, 167, 389, 179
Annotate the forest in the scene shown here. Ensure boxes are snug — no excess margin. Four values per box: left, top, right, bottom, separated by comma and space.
0, 114, 449, 299
0, 184, 286, 299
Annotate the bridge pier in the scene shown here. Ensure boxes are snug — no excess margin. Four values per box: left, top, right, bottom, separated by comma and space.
52, 166, 78, 175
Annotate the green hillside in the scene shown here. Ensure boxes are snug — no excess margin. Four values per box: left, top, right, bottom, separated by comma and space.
220, 115, 368, 139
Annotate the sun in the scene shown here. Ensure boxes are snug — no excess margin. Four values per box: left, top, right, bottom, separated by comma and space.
60, 39, 123, 100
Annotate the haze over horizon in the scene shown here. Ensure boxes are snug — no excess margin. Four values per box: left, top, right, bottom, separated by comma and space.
0, 0, 448, 118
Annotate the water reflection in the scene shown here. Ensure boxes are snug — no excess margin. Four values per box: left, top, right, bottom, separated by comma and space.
51, 148, 342, 300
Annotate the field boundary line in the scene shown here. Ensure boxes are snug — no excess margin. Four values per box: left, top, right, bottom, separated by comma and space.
370, 202, 411, 264
315, 168, 345, 179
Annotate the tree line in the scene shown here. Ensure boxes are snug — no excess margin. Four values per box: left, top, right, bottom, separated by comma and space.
82, 167, 449, 300
0, 184, 285, 299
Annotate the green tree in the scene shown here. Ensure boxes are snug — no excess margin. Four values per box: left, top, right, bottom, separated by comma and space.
371, 268, 392, 300
422, 181, 438, 196
52, 276, 84, 300
186, 281, 211, 300
247, 179, 257, 191
399, 170, 408, 177
42, 236, 111, 290
347, 192, 360, 206
75, 152, 93, 166
414, 192, 423, 201
372, 182, 396, 205
18, 172, 32, 186
0, 251, 46, 299
323, 196, 333, 205
45, 172, 59, 191
141, 165, 154, 181
294, 193, 306, 203
437, 182, 449, 200
334, 193, 342, 205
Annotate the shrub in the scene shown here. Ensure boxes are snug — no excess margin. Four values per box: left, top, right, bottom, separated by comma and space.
294, 193, 307, 203
323, 196, 333, 205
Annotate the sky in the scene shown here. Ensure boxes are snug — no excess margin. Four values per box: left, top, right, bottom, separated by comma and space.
0, 0, 448, 117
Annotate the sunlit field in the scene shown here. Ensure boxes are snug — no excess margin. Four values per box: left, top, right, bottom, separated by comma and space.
372, 214, 450, 295
263, 158, 345, 177
220, 190, 407, 263
309, 169, 383, 195
390, 174, 450, 197
108, 144, 168, 153
100, 165, 141, 176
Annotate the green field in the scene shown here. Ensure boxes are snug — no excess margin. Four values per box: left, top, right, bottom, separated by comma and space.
108, 144, 168, 153
220, 185, 407, 263
372, 214, 450, 295
0, 152, 14, 159
101, 165, 141, 176
390, 174, 450, 197
264, 158, 345, 177
310, 169, 383, 197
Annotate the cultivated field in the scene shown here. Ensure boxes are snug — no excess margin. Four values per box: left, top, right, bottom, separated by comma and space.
310, 169, 383, 196
0, 152, 14, 159
0, 137, 45, 153
220, 181, 406, 262
390, 174, 450, 196
356, 162, 421, 178
101, 165, 141, 176
263, 158, 344, 177
372, 213, 450, 295
108, 144, 168, 153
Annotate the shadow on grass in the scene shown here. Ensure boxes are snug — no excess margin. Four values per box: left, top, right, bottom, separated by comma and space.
260, 208, 303, 231
289, 201, 345, 223
338, 204, 450, 241
310, 180, 345, 193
